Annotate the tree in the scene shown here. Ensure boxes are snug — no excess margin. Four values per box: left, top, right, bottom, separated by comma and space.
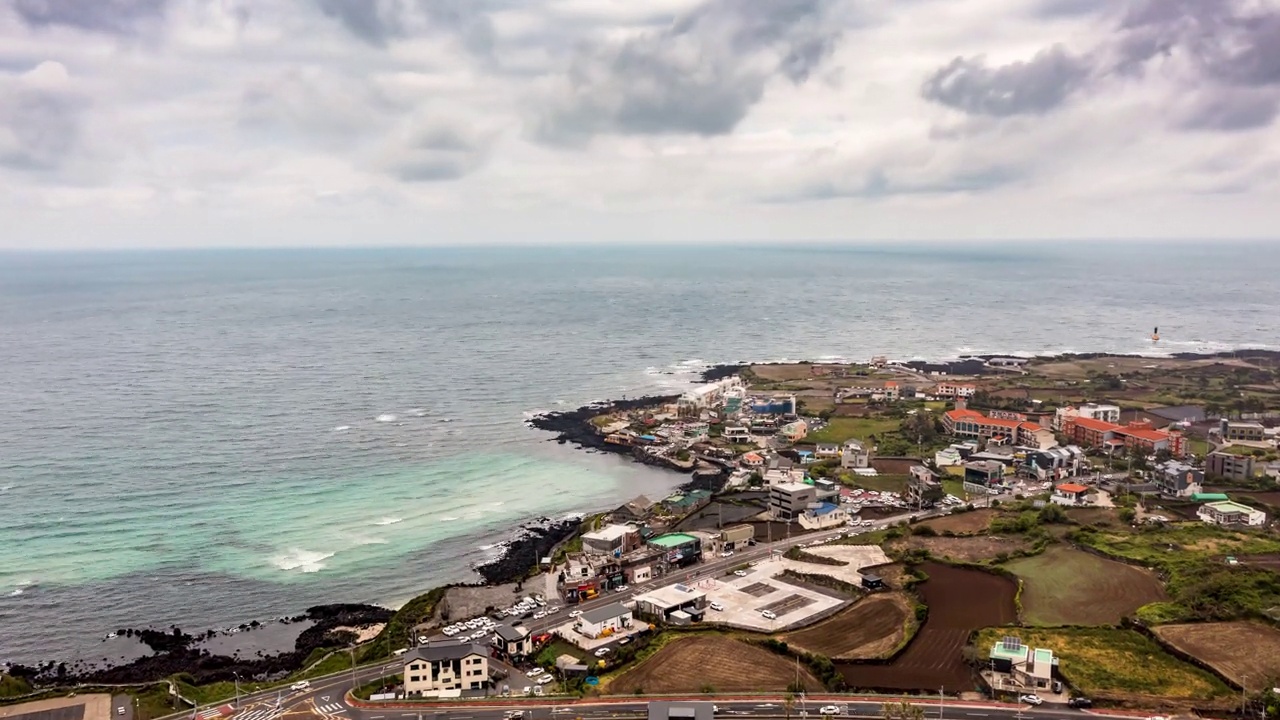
882, 701, 926, 720
1118, 507, 1136, 524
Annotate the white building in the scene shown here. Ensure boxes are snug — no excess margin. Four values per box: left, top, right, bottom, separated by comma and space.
678, 377, 743, 412
840, 439, 870, 469
403, 641, 489, 697
633, 583, 707, 623
797, 502, 848, 530
1054, 403, 1121, 430
576, 602, 634, 639
1198, 501, 1267, 527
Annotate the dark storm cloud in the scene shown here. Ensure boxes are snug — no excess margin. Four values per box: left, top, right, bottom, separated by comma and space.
387, 121, 489, 182
1178, 87, 1279, 132
921, 45, 1091, 117
0, 85, 86, 171
533, 0, 841, 143
314, 0, 494, 55
13, 0, 168, 34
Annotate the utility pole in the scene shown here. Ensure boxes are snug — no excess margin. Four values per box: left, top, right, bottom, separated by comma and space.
350, 646, 358, 698
233, 672, 240, 708
940, 686, 944, 720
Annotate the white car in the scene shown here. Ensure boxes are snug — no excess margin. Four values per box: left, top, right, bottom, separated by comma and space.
537, 675, 554, 685
525, 668, 544, 677
819, 706, 840, 716
615, 585, 629, 593
290, 681, 310, 692
709, 601, 724, 611
1019, 695, 1043, 706
733, 570, 747, 577
533, 611, 547, 619
719, 551, 734, 558
594, 647, 612, 657
418, 635, 429, 644
547, 606, 561, 614
569, 610, 582, 617
761, 610, 777, 620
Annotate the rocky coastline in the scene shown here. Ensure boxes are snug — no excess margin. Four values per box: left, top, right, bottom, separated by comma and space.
471, 517, 582, 586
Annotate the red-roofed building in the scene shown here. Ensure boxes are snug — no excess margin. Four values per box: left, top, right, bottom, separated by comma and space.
1051, 482, 1092, 506
1062, 416, 1185, 456
883, 381, 900, 400
943, 409, 1057, 449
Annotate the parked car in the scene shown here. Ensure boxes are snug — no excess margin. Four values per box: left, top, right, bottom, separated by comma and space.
761, 610, 777, 620
719, 551, 734, 558
619, 637, 631, 645
117, 709, 125, 716
593, 647, 612, 657
569, 610, 582, 617
733, 570, 747, 577
1019, 695, 1043, 706
819, 706, 840, 716
709, 601, 724, 611
525, 668, 543, 677
537, 675, 554, 685
614, 584, 630, 593
1067, 698, 1092, 709
547, 606, 561, 614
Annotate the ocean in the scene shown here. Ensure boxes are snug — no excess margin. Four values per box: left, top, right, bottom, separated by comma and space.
1, 242, 1277, 665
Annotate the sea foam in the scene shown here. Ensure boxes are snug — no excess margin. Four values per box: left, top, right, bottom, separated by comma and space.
375, 517, 404, 526
272, 549, 335, 573
376, 413, 397, 423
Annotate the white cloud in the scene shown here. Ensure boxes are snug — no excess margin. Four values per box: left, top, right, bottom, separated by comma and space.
1, 0, 1279, 248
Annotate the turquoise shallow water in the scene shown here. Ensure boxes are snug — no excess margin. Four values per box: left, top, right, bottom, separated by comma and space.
1, 243, 1277, 664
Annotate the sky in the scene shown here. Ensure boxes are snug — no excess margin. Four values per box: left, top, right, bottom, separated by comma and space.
2, 0, 1279, 249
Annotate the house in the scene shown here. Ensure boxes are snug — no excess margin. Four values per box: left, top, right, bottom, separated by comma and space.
720, 524, 754, 550
723, 426, 753, 443
613, 495, 654, 523
647, 533, 702, 568
1060, 416, 1186, 456
989, 636, 1057, 691
840, 439, 870, 469
963, 460, 1005, 494
1198, 500, 1267, 527
1220, 419, 1266, 443
1153, 460, 1204, 498
1022, 446, 1086, 481
906, 466, 944, 507
576, 602, 634, 638
815, 442, 841, 459
403, 641, 489, 696
769, 481, 818, 520
740, 451, 765, 469
935, 441, 978, 467
779, 420, 808, 442
633, 583, 707, 623
765, 456, 804, 485
648, 701, 716, 720
798, 501, 848, 530
581, 524, 642, 557
1049, 482, 1091, 506
491, 624, 532, 660
750, 395, 797, 415
935, 382, 977, 399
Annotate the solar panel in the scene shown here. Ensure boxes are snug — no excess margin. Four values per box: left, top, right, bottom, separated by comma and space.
1002, 636, 1022, 651
674, 583, 690, 592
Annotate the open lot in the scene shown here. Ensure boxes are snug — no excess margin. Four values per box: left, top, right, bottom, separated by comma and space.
839, 561, 1016, 691
0, 695, 109, 720
806, 417, 900, 444
973, 627, 1232, 702
783, 592, 914, 660
1153, 621, 1280, 686
701, 562, 846, 631
916, 509, 995, 535
1004, 546, 1167, 625
899, 535, 1032, 563
607, 635, 823, 694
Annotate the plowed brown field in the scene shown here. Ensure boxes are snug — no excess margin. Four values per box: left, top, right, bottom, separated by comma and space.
783, 592, 912, 659
608, 636, 823, 694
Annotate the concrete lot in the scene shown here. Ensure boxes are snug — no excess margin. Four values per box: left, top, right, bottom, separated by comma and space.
789, 544, 893, 585
0, 695, 110, 720
698, 563, 846, 632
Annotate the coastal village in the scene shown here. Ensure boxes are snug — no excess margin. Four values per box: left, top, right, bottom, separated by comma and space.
382, 353, 1280, 715
8, 353, 1280, 720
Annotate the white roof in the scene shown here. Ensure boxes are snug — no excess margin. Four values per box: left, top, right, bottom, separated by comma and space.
582, 524, 634, 543
634, 583, 706, 610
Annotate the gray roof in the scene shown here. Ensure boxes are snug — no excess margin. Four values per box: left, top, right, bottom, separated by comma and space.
1147, 405, 1205, 422
648, 701, 716, 720
405, 640, 487, 664
494, 624, 529, 642
579, 602, 631, 625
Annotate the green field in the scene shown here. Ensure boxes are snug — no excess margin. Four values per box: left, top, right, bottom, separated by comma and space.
973, 627, 1232, 700
842, 474, 909, 493
1003, 546, 1167, 625
807, 417, 900, 444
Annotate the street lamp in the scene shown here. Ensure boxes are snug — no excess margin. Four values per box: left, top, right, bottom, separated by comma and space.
233, 673, 240, 708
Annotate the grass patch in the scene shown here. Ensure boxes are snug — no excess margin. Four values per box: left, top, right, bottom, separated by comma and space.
292, 651, 354, 680
1003, 545, 1166, 625
941, 478, 966, 497
973, 627, 1232, 700
1187, 438, 1211, 457
807, 417, 900, 444
359, 586, 447, 662
535, 639, 585, 668
0, 674, 31, 699
134, 685, 185, 720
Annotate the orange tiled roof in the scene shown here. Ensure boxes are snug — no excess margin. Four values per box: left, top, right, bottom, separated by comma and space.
1021, 422, 1043, 431
945, 408, 985, 421
1069, 416, 1120, 432
1117, 427, 1170, 443
1056, 483, 1089, 494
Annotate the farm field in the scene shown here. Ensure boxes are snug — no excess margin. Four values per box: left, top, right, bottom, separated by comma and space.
973, 627, 1232, 702
1065, 507, 1121, 526
1078, 523, 1280, 566
839, 562, 1015, 691
900, 535, 1032, 563
1154, 622, 1280, 685
607, 636, 823, 694
783, 593, 913, 660
1004, 546, 1167, 625
915, 509, 995, 535
807, 417, 901, 444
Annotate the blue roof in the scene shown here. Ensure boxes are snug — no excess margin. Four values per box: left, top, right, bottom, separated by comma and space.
797, 450, 813, 457
814, 502, 840, 516
639, 435, 657, 441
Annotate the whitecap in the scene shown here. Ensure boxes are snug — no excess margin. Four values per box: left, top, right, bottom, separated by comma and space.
333, 426, 351, 432
438, 515, 459, 522
437, 418, 453, 423
272, 548, 336, 573
0, 484, 12, 492
374, 517, 404, 526
408, 408, 427, 417
376, 413, 398, 423
553, 399, 566, 405
8, 589, 22, 597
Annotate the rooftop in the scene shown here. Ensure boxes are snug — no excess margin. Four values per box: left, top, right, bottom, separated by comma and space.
579, 602, 632, 625
1071, 416, 1121, 432
405, 640, 488, 664
1204, 500, 1260, 515
1056, 483, 1089, 494
583, 524, 635, 543
634, 583, 706, 609
648, 533, 699, 548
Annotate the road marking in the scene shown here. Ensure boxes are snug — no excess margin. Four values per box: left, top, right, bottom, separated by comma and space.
964, 714, 989, 717
315, 703, 346, 715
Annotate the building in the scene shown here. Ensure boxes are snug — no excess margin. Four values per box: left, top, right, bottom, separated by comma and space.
740, 451, 765, 469
491, 624, 532, 660
648, 701, 716, 720
1198, 500, 1267, 527
861, 574, 885, 590
750, 395, 797, 416
723, 426, 753, 443
1221, 419, 1266, 442
963, 460, 1005, 490
935, 382, 977, 398
779, 420, 808, 442
840, 439, 870, 469
677, 377, 743, 413
403, 641, 489, 696
1153, 460, 1204, 498
576, 602, 633, 638
647, 533, 702, 568
814, 442, 841, 459
798, 501, 848, 530
764, 456, 804, 485
633, 583, 707, 623
1049, 482, 1091, 507
613, 495, 654, 523
989, 636, 1057, 691
769, 481, 818, 520
943, 409, 1057, 449
1207, 452, 1256, 483
581, 524, 641, 557
935, 441, 978, 467
720, 524, 754, 550
1054, 403, 1121, 430
1021, 445, 1086, 481
906, 466, 943, 507
1060, 416, 1186, 456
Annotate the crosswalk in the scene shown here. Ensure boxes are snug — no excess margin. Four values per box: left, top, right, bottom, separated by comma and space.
315, 703, 346, 715
233, 708, 280, 720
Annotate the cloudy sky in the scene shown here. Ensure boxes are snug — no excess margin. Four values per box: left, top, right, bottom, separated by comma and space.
2, 0, 1279, 248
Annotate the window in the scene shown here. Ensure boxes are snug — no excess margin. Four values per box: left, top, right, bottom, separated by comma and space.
409, 663, 420, 671
409, 676, 420, 682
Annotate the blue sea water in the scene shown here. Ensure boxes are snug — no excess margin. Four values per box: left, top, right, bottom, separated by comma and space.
1, 242, 1277, 665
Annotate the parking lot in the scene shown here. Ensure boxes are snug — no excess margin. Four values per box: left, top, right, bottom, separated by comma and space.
698, 563, 846, 632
